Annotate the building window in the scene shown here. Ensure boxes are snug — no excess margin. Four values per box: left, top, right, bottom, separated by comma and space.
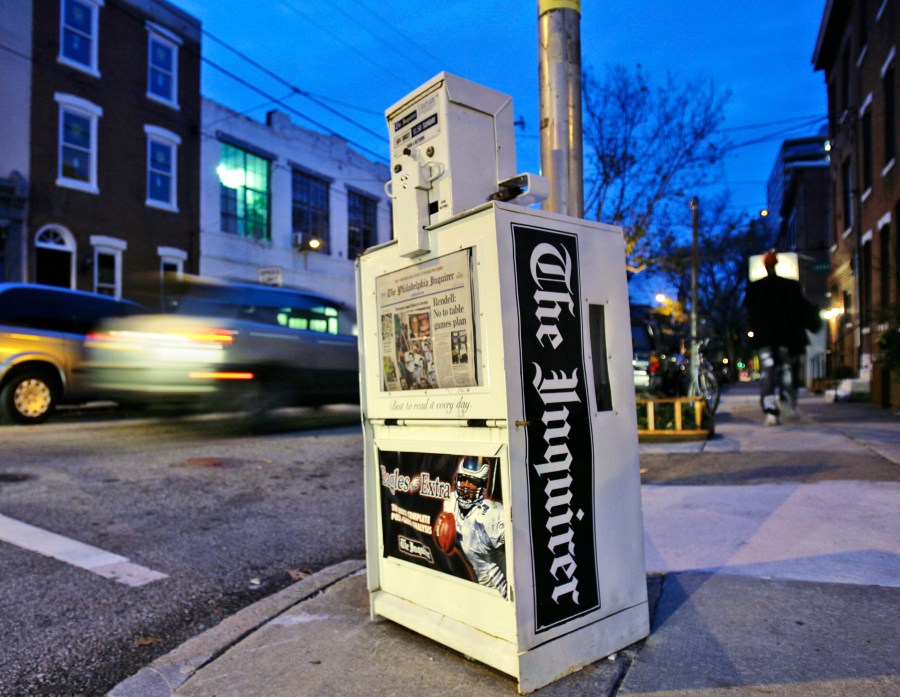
861, 106, 873, 193
347, 190, 377, 258
146, 23, 181, 108
35, 225, 76, 288
861, 239, 872, 325
55, 93, 102, 194
841, 158, 854, 232
90, 235, 126, 298
858, 0, 868, 55
144, 125, 180, 211
292, 169, 330, 252
831, 181, 839, 245
59, 0, 102, 76
158, 246, 186, 309
880, 223, 891, 313
841, 47, 851, 114
218, 142, 270, 241
883, 61, 896, 167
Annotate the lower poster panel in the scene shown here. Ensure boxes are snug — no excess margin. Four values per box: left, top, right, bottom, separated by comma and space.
378, 450, 509, 599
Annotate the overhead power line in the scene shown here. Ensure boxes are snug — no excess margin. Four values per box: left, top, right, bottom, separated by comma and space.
201, 56, 388, 163
109, 0, 389, 163
339, 0, 446, 67
719, 114, 828, 133
277, 0, 408, 83
202, 29, 386, 144
727, 116, 828, 151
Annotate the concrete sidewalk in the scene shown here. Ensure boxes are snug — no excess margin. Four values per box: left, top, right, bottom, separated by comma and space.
110, 387, 900, 697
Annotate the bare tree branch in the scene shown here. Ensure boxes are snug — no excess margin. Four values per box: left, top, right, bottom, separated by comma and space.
583, 65, 731, 272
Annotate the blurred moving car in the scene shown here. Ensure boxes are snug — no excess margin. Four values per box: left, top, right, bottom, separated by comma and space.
0, 283, 145, 424
82, 277, 359, 414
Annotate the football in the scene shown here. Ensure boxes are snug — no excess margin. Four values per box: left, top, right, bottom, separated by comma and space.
433, 511, 456, 553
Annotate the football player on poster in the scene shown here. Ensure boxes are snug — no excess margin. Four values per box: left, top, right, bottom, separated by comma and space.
433, 456, 507, 598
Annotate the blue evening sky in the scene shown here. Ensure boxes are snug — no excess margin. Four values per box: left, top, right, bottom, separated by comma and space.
175, 0, 828, 221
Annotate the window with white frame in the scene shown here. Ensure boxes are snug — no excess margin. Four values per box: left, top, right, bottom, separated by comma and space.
35, 225, 76, 288
55, 93, 102, 194
59, 0, 103, 76
883, 53, 896, 167
860, 96, 873, 194
144, 125, 180, 211
158, 246, 186, 308
146, 22, 181, 108
90, 235, 126, 298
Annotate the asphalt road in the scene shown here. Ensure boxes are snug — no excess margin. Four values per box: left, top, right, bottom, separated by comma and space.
0, 406, 364, 697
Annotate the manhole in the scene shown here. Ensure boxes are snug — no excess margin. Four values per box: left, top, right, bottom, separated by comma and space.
0, 472, 35, 483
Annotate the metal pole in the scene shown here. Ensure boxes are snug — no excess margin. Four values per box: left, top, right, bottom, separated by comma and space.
690, 196, 700, 395
538, 0, 583, 218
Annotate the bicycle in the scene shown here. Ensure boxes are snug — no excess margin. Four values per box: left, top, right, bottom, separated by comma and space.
690, 338, 720, 414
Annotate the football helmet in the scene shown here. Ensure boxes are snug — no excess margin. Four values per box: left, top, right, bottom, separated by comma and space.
455, 456, 491, 511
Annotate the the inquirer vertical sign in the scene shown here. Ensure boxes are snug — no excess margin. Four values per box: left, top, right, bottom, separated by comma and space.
512, 223, 600, 632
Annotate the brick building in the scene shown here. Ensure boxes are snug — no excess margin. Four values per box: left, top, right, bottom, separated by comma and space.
771, 135, 833, 309
813, 0, 900, 376
0, 0, 201, 306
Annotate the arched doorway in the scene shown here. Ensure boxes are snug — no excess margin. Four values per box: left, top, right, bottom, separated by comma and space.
34, 225, 75, 288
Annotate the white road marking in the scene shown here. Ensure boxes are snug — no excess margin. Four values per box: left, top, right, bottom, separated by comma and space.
0, 514, 168, 587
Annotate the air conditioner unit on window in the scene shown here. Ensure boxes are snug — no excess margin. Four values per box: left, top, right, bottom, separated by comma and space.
291, 232, 305, 248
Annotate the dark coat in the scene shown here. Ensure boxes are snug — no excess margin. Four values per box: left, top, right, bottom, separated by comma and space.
744, 274, 821, 355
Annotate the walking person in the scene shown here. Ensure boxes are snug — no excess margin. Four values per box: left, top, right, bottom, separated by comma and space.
744, 251, 821, 425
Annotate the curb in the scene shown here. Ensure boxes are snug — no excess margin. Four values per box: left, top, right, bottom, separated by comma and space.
107, 559, 366, 697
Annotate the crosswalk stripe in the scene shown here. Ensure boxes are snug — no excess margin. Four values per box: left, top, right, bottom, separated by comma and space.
0, 514, 168, 587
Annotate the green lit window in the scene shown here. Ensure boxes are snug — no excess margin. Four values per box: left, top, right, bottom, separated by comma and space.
218, 143, 270, 241
276, 305, 339, 334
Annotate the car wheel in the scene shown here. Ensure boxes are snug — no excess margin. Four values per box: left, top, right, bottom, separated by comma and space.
242, 368, 292, 418
1, 368, 60, 425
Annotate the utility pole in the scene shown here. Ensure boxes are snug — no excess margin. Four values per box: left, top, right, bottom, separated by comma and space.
538, 0, 583, 218
690, 196, 700, 395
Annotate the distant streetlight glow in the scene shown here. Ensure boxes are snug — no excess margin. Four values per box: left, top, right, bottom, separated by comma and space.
655, 293, 667, 304
760, 209, 768, 217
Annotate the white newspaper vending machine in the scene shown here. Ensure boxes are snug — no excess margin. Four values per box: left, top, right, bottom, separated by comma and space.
356, 73, 648, 693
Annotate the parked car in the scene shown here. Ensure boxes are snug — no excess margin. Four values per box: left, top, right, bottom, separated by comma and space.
81, 277, 359, 415
0, 283, 145, 424
631, 317, 656, 391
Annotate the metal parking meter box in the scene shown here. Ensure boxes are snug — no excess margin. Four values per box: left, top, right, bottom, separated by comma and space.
356, 75, 648, 693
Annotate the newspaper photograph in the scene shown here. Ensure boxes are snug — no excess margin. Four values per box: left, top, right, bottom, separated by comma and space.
376, 249, 478, 391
